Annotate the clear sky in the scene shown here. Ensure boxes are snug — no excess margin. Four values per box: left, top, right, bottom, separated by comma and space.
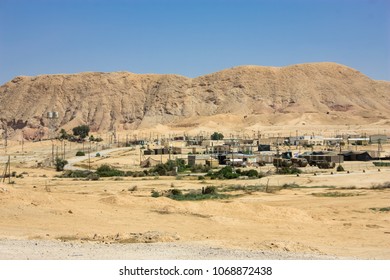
0, 0, 389, 85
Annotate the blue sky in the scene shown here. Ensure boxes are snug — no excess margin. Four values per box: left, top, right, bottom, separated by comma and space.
0, 0, 389, 85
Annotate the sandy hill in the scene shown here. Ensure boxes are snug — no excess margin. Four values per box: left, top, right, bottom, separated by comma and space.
0, 62, 389, 138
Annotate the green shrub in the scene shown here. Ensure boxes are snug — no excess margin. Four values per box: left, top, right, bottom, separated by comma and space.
312, 191, 359, 197
276, 167, 302, 174
76, 151, 85, 156
169, 189, 183, 196
281, 183, 300, 189
150, 159, 187, 176
208, 166, 239, 180
203, 186, 217, 194
72, 125, 90, 139
55, 158, 68, 171
241, 169, 259, 178
96, 152, 101, 157
370, 207, 390, 212
61, 170, 92, 178
337, 165, 344, 172
96, 164, 125, 177
151, 191, 160, 198
371, 182, 390, 189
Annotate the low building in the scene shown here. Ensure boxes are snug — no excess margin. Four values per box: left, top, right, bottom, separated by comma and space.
225, 153, 258, 164
188, 155, 215, 166
323, 137, 343, 146
369, 134, 387, 144
347, 138, 369, 145
257, 151, 275, 163
299, 151, 343, 164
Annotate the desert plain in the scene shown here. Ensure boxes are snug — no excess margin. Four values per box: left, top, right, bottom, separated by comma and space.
0, 125, 389, 260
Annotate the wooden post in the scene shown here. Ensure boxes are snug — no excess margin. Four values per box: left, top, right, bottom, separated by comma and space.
8, 155, 10, 184
88, 148, 91, 171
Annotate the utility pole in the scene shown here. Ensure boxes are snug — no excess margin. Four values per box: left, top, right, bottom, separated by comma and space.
47, 111, 58, 165
63, 141, 66, 160
8, 156, 10, 184
88, 148, 91, 171
2, 156, 11, 183
4, 126, 8, 154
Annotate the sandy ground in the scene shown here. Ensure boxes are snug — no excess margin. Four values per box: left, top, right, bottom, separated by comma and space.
0, 130, 390, 260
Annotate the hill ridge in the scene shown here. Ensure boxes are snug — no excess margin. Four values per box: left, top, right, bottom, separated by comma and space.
0, 62, 389, 138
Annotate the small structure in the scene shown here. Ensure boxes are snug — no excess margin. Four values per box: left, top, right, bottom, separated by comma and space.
140, 157, 162, 168
225, 153, 258, 166
347, 138, 369, 146
257, 151, 275, 163
299, 151, 343, 164
323, 137, 343, 146
369, 134, 387, 144
188, 155, 215, 167
258, 144, 271, 151
341, 151, 373, 161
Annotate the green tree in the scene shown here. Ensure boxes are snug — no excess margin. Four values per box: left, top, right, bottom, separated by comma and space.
211, 132, 224, 140
55, 157, 68, 171
59, 129, 69, 140
72, 125, 90, 139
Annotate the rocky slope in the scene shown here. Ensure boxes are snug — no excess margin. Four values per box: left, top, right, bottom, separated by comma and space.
0, 62, 389, 138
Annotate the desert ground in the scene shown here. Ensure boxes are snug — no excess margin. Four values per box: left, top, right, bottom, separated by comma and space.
0, 125, 389, 260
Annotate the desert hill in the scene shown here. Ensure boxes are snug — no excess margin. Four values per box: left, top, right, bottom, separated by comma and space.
0, 62, 389, 138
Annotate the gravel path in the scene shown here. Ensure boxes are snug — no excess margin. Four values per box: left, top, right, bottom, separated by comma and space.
0, 239, 339, 260
64, 147, 129, 170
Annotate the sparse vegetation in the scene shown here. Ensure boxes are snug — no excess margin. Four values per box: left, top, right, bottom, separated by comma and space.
311, 191, 361, 197
202, 186, 217, 194
151, 190, 160, 198
150, 159, 187, 176
370, 182, 390, 190
370, 207, 390, 212
190, 164, 211, 173
89, 135, 103, 142
281, 183, 300, 189
276, 167, 302, 175
168, 190, 234, 201
207, 166, 239, 179
61, 170, 93, 178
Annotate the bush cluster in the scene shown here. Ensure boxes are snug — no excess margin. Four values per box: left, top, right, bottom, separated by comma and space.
276, 167, 302, 174
207, 166, 264, 180
96, 164, 125, 177
150, 159, 187, 176
207, 166, 239, 179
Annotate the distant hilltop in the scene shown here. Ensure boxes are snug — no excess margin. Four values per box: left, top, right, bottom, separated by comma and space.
1, 62, 390, 139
